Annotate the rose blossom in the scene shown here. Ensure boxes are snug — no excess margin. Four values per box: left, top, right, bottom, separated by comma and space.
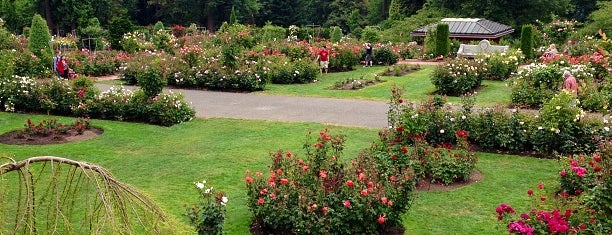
245, 176, 253, 184
346, 180, 355, 187
343, 200, 351, 208
377, 215, 386, 224
257, 198, 265, 205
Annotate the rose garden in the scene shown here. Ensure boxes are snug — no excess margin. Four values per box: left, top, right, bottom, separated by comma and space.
0, 7, 611, 235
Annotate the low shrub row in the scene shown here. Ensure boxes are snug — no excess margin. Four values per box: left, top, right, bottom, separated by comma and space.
0, 76, 194, 126
395, 89, 609, 156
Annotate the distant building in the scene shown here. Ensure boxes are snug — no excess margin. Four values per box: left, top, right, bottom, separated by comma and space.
410, 18, 514, 43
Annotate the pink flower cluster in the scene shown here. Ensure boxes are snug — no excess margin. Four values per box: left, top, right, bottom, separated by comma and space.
496, 203, 516, 220
508, 220, 534, 235
536, 210, 571, 233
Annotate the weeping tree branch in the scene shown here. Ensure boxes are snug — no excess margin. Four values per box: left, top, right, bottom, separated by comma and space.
0, 156, 171, 234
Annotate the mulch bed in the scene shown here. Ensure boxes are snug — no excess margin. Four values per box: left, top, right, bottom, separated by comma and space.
0, 128, 103, 145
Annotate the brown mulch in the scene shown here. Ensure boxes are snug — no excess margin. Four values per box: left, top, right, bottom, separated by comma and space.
0, 128, 103, 145
416, 169, 483, 192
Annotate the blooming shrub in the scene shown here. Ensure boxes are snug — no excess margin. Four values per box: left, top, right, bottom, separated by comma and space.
431, 58, 487, 96
120, 31, 154, 53
0, 75, 40, 112
509, 63, 564, 107
245, 129, 416, 234
497, 142, 611, 234
66, 49, 124, 76
21, 117, 90, 137
147, 91, 195, 126
185, 179, 228, 235
477, 49, 524, 81
372, 46, 399, 66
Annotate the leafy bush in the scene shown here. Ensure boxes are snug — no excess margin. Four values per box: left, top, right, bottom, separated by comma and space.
509, 63, 563, 107
147, 91, 195, 126
520, 25, 535, 60
67, 50, 123, 76
151, 28, 174, 53
361, 27, 380, 43
477, 49, 524, 81
108, 16, 134, 50
330, 26, 343, 43
0, 75, 41, 112
245, 130, 416, 234
261, 22, 286, 42
185, 179, 228, 235
13, 49, 49, 79
431, 58, 486, 96
136, 64, 166, 98
469, 107, 532, 151
328, 45, 360, 72
372, 46, 399, 66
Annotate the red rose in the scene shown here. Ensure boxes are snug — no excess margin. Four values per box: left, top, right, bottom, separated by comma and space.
361, 189, 368, 196
387, 200, 393, 206
592, 154, 601, 162
319, 170, 327, 178
280, 178, 289, 185
298, 159, 304, 165
260, 188, 268, 195
245, 176, 253, 184
380, 197, 388, 205
538, 182, 543, 190
270, 193, 276, 199
346, 180, 354, 187
560, 170, 567, 177
343, 200, 351, 208
302, 165, 310, 171
527, 189, 533, 196
396, 126, 404, 132
594, 166, 602, 172
286, 152, 292, 158
367, 181, 374, 188
540, 196, 546, 202
391, 154, 397, 160
377, 215, 386, 224
257, 198, 265, 205
401, 146, 408, 154
389, 176, 396, 182
358, 173, 366, 182
276, 169, 283, 175
322, 207, 328, 213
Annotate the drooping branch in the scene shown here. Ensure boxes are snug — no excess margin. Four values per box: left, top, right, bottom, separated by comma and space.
0, 156, 172, 234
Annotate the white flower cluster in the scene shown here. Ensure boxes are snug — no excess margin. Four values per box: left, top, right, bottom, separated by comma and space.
194, 179, 228, 206
0, 75, 37, 112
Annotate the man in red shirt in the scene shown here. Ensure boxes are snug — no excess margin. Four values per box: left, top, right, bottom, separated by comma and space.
317, 45, 329, 74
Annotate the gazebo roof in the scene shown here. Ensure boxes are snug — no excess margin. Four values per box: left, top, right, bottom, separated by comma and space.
410, 18, 514, 39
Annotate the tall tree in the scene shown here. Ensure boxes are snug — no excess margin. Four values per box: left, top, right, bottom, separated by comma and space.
327, 0, 365, 32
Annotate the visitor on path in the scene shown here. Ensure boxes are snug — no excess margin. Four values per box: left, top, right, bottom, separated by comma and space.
57, 56, 71, 79
317, 45, 329, 74
364, 42, 373, 67
53, 50, 62, 78
543, 44, 558, 58
563, 70, 578, 96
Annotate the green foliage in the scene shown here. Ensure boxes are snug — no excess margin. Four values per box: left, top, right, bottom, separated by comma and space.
147, 91, 196, 126
476, 49, 524, 81
136, 63, 167, 98
0, 22, 18, 50
509, 63, 563, 107
434, 23, 450, 57
328, 45, 360, 72
153, 21, 165, 32
361, 27, 380, 43
66, 50, 124, 76
229, 6, 238, 25
80, 18, 107, 51
27, 14, 52, 67
388, 0, 404, 21
431, 58, 486, 96
0, 50, 16, 79
108, 17, 134, 50
151, 28, 174, 53
330, 26, 343, 43
185, 180, 228, 235
245, 129, 416, 234
372, 46, 399, 66
520, 25, 535, 60
261, 22, 286, 41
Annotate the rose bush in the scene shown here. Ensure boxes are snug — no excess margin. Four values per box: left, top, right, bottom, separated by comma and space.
245, 129, 416, 234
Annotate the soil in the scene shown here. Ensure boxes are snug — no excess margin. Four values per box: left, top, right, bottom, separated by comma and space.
416, 169, 483, 192
250, 221, 405, 235
0, 128, 103, 145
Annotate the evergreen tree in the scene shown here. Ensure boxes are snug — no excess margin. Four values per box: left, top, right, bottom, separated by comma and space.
520, 25, 534, 60
28, 14, 52, 65
434, 23, 450, 57
330, 26, 343, 42
108, 16, 133, 50
388, 0, 404, 21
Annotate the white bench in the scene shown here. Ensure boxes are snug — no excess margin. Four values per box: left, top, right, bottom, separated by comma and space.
457, 40, 509, 58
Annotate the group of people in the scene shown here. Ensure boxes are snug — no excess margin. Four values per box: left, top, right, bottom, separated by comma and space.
53, 51, 75, 79
316, 42, 373, 74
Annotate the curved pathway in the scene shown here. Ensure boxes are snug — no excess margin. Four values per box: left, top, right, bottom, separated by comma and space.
95, 83, 390, 129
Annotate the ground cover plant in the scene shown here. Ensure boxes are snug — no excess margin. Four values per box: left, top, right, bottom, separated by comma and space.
0, 112, 560, 234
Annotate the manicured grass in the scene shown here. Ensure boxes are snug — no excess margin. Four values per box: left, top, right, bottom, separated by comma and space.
260, 65, 512, 107
0, 112, 557, 234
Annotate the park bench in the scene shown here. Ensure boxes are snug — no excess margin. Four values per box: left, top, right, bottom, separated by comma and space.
457, 39, 509, 58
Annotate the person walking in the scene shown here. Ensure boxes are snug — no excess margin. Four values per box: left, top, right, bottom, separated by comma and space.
317, 45, 329, 74
364, 42, 373, 67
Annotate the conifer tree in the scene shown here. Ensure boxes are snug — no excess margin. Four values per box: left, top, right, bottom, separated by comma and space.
27, 14, 52, 65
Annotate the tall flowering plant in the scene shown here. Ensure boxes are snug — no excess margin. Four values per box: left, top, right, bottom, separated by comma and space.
185, 179, 228, 235
431, 58, 487, 96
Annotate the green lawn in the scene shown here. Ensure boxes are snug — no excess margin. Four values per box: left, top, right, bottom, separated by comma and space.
260, 65, 512, 107
0, 112, 558, 234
